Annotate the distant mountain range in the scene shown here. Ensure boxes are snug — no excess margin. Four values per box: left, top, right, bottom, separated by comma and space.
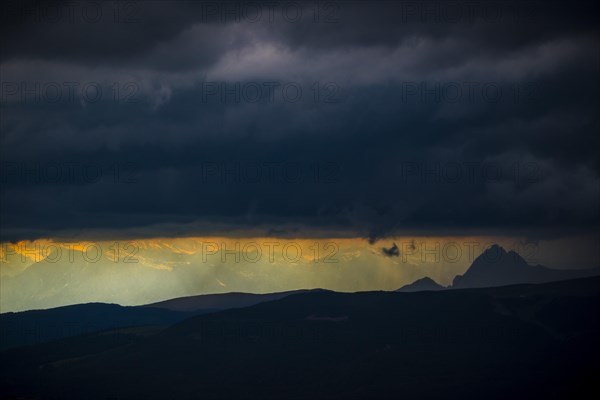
145, 289, 311, 312
3, 244, 598, 352
0, 290, 313, 351
0, 303, 209, 351
2, 276, 599, 399
396, 277, 445, 292
452, 244, 598, 288
398, 244, 599, 291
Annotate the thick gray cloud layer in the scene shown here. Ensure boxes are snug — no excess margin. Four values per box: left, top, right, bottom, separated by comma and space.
1, 0, 598, 241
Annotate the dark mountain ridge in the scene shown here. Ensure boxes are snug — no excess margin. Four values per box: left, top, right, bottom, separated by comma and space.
396, 277, 445, 292
144, 289, 312, 311
1, 276, 599, 399
452, 244, 598, 288
0, 302, 211, 351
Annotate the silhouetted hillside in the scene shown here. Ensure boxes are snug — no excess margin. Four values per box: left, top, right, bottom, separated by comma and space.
0, 303, 211, 351
1, 277, 599, 399
396, 277, 445, 292
0, 291, 312, 350
145, 290, 310, 311
452, 244, 598, 288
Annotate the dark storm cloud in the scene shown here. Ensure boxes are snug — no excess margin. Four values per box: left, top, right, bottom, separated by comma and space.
2, 1, 598, 63
382, 243, 400, 257
1, 0, 599, 241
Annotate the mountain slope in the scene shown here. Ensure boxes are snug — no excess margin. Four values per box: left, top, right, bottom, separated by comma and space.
396, 277, 445, 292
0, 290, 311, 350
0, 303, 211, 351
2, 277, 599, 400
452, 244, 598, 288
145, 290, 310, 312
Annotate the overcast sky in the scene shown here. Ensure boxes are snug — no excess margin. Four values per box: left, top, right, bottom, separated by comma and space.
1, 0, 598, 243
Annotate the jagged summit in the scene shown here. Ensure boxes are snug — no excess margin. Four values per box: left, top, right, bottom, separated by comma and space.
453, 244, 596, 288
396, 244, 597, 292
